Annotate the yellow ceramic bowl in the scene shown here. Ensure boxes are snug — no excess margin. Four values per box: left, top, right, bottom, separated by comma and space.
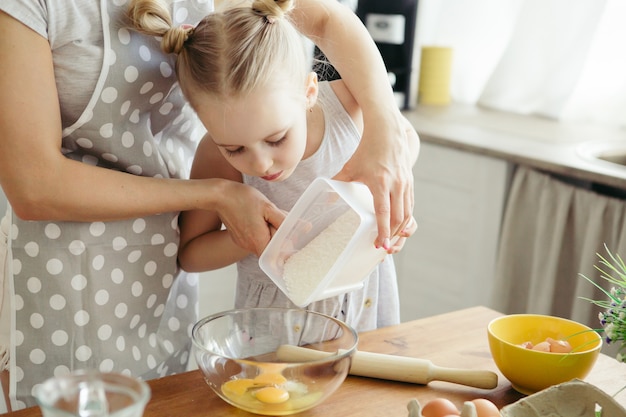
488, 314, 602, 395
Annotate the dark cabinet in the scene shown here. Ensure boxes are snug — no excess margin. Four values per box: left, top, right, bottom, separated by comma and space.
356, 0, 418, 109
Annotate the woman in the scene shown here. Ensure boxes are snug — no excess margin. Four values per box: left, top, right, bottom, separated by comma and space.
0, 0, 414, 409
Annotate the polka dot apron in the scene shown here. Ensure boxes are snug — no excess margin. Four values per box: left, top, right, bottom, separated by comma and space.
6, 0, 211, 408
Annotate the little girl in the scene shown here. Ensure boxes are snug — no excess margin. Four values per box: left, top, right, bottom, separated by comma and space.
129, 0, 419, 331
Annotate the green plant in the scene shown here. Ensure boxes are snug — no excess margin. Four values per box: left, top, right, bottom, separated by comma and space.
580, 244, 626, 363
580, 244, 626, 402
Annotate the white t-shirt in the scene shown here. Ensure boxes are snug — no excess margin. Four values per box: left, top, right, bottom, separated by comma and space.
1, 1, 103, 128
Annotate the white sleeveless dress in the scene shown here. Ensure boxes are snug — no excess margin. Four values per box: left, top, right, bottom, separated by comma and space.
236, 82, 401, 332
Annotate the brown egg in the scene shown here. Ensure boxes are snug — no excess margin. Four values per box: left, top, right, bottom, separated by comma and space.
532, 341, 551, 352
471, 398, 500, 417
546, 337, 573, 353
520, 341, 533, 349
422, 398, 460, 417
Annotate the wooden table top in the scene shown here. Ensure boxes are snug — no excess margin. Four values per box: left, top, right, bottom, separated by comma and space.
9, 306, 626, 416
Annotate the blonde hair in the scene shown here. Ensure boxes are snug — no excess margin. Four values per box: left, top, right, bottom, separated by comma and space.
127, 0, 309, 102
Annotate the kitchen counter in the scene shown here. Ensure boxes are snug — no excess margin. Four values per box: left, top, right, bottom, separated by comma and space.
403, 103, 626, 189
7, 306, 626, 416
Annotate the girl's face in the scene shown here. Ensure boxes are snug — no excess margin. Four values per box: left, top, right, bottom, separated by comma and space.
194, 76, 317, 182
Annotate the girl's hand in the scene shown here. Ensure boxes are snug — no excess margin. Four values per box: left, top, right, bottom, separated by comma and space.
289, 0, 420, 250
386, 216, 418, 254
334, 114, 415, 249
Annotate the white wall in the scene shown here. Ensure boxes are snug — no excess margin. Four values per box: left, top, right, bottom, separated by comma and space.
198, 265, 237, 319
188, 265, 237, 371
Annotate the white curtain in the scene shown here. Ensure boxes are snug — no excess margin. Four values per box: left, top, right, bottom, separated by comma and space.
415, 0, 626, 127
493, 167, 626, 355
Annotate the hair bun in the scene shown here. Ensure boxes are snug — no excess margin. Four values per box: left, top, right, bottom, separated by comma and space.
252, 0, 294, 22
162, 25, 193, 54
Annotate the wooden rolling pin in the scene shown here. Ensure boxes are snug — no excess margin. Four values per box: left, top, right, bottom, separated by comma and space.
276, 345, 498, 389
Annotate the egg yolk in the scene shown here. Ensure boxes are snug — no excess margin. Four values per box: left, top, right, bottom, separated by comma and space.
254, 386, 290, 404
223, 374, 290, 405
221, 371, 303, 406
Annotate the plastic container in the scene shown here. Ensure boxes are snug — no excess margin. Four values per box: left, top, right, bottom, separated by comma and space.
259, 178, 389, 308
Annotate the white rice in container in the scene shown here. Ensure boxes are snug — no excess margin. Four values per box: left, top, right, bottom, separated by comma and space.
283, 209, 361, 306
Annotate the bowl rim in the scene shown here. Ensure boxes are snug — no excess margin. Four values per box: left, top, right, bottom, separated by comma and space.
34, 370, 152, 413
191, 307, 359, 364
487, 313, 603, 355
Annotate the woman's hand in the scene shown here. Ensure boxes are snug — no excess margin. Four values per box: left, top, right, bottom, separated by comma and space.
213, 181, 286, 256
178, 178, 286, 272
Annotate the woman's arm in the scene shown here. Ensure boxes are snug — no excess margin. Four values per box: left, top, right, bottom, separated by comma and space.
178, 136, 252, 272
290, 0, 419, 249
0, 11, 283, 255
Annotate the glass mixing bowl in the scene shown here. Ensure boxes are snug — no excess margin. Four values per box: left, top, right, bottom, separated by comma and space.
192, 308, 358, 415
